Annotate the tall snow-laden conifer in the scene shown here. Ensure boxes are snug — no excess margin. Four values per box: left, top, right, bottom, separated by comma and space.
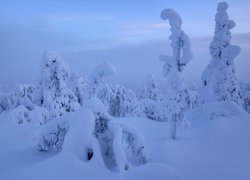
160, 8, 197, 139
201, 2, 245, 108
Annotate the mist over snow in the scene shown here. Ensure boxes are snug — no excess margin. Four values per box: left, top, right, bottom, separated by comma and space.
0, 33, 249, 89
0, 1, 250, 180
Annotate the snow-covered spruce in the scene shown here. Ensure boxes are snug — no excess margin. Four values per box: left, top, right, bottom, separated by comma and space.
140, 99, 167, 121
36, 50, 80, 118
88, 62, 142, 117
201, 2, 245, 109
141, 74, 162, 102
0, 84, 35, 113
139, 74, 166, 121
109, 85, 142, 117
88, 62, 118, 114
160, 8, 198, 139
68, 73, 88, 106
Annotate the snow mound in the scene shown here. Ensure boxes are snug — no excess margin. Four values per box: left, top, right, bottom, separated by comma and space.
187, 101, 249, 123
82, 97, 112, 120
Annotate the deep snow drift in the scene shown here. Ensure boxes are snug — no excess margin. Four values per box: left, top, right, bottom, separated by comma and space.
0, 101, 249, 180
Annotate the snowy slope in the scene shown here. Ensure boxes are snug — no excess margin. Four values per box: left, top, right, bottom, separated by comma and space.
0, 102, 250, 180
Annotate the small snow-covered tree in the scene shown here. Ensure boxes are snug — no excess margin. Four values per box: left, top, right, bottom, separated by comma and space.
0, 85, 23, 113
201, 2, 245, 108
37, 50, 79, 118
160, 8, 197, 139
68, 73, 88, 106
109, 85, 142, 117
139, 74, 166, 121
88, 62, 117, 113
140, 99, 167, 121
142, 74, 162, 101
19, 84, 36, 110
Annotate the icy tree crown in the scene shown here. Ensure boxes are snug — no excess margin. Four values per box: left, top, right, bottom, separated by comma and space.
161, 8, 182, 30
41, 50, 70, 90
160, 8, 192, 73
210, 1, 240, 62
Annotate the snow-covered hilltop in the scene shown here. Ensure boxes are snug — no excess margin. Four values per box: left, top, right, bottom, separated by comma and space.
0, 2, 249, 180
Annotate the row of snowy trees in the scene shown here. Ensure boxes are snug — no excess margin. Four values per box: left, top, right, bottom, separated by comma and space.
0, 2, 249, 140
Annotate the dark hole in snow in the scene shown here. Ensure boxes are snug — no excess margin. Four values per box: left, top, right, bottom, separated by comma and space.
125, 164, 129, 170
87, 149, 94, 160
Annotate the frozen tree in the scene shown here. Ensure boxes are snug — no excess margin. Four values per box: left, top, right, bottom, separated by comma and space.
0, 84, 49, 124
96, 84, 114, 113
88, 62, 117, 114
142, 74, 162, 101
109, 85, 142, 117
140, 74, 165, 121
19, 84, 36, 110
0, 85, 23, 113
83, 98, 149, 171
37, 50, 79, 118
160, 8, 197, 139
140, 99, 167, 121
68, 73, 88, 106
160, 9, 193, 72
201, 2, 245, 108
38, 98, 149, 171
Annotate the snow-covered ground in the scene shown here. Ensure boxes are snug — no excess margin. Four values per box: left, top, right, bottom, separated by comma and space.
0, 101, 249, 180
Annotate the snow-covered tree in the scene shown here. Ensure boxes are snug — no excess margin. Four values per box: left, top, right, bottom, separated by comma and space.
88, 62, 117, 114
140, 99, 167, 121
0, 84, 23, 113
201, 2, 245, 108
139, 74, 166, 121
160, 8, 197, 139
37, 50, 79, 118
109, 85, 142, 117
142, 74, 162, 101
83, 98, 149, 171
38, 98, 150, 171
19, 84, 36, 110
68, 73, 88, 106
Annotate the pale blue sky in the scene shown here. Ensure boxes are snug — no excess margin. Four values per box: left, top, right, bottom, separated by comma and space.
0, 0, 249, 86
1, 0, 249, 49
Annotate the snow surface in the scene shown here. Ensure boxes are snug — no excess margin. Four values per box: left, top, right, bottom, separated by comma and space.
0, 101, 250, 180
